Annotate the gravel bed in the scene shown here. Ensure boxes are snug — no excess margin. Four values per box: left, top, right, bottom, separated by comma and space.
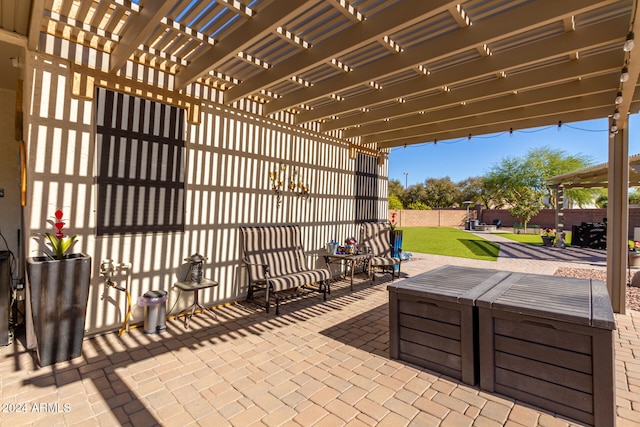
554, 267, 640, 312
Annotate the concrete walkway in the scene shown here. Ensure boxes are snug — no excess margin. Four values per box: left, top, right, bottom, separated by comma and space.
409, 230, 606, 276
0, 237, 636, 427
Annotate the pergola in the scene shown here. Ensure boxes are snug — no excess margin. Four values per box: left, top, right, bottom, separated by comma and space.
0, 0, 638, 313
0, 0, 637, 141
548, 153, 640, 189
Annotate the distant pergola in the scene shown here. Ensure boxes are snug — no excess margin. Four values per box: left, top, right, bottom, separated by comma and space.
547, 153, 640, 313
548, 153, 640, 190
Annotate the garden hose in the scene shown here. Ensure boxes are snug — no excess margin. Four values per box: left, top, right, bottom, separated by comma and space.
104, 281, 132, 336
100, 260, 133, 336
117, 288, 132, 337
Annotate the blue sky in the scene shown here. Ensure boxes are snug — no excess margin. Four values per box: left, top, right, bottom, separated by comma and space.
388, 114, 640, 186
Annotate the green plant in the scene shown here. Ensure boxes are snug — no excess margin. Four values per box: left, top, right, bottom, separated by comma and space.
43, 209, 78, 260
541, 227, 556, 237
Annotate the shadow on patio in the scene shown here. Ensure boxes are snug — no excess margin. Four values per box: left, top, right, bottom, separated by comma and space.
1, 276, 395, 425
1, 264, 637, 426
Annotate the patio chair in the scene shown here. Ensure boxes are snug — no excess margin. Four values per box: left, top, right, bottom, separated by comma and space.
359, 222, 401, 281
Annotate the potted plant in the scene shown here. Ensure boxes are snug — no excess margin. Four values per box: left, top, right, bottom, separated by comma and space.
26, 209, 91, 367
629, 240, 640, 267
389, 212, 402, 271
541, 228, 556, 247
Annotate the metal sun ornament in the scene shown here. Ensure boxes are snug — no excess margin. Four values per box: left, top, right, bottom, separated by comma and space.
269, 163, 309, 207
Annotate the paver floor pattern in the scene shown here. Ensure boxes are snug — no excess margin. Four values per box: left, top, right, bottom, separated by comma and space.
0, 236, 638, 426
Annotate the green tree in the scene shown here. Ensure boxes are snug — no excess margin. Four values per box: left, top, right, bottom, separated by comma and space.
480, 174, 507, 209
388, 194, 403, 210
458, 176, 504, 208
566, 188, 598, 208
486, 156, 543, 229
595, 188, 607, 208
407, 201, 430, 210
403, 183, 427, 207
388, 179, 404, 200
485, 146, 592, 229
630, 189, 640, 205
526, 146, 593, 208
423, 177, 460, 208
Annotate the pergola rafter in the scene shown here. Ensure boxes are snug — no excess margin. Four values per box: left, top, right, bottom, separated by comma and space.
266, 0, 619, 117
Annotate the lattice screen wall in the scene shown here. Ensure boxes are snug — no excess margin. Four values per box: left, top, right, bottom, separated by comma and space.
25, 52, 389, 334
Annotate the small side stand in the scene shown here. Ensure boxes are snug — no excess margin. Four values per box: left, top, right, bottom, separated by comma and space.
174, 278, 219, 329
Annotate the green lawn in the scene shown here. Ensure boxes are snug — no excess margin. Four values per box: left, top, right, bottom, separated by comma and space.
400, 227, 500, 261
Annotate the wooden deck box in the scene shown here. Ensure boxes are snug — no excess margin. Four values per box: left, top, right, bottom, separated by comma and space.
388, 266, 512, 385
477, 273, 616, 427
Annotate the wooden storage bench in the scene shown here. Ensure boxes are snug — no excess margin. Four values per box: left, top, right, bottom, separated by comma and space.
388, 266, 513, 385
477, 273, 615, 427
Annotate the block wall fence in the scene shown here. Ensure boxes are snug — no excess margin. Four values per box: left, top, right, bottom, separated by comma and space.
389, 206, 640, 239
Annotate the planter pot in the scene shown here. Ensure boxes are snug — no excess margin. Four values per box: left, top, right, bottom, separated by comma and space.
390, 230, 403, 271
629, 251, 640, 268
26, 253, 91, 367
541, 236, 555, 247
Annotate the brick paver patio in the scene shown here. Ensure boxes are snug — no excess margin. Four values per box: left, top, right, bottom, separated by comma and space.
1, 241, 638, 426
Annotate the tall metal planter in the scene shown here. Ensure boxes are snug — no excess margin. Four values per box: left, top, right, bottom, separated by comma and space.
26, 253, 91, 367
390, 230, 403, 272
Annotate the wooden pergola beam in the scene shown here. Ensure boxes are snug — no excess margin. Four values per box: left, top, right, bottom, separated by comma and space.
109, 2, 176, 73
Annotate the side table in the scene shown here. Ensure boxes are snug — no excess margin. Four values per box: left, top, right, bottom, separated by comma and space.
324, 253, 371, 291
174, 278, 219, 329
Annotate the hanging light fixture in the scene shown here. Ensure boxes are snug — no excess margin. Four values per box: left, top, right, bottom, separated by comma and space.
613, 108, 621, 120
624, 32, 635, 51
621, 66, 630, 82
611, 121, 618, 133
615, 91, 623, 104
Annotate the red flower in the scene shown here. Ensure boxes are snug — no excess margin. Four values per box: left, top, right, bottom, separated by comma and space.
43, 209, 78, 260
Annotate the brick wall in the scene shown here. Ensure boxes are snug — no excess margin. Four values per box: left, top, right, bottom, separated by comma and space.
389, 207, 640, 239
479, 208, 608, 229
389, 208, 475, 228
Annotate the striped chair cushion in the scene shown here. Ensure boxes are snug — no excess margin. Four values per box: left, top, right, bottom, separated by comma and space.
369, 255, 398, 267
269, 269, 331, 293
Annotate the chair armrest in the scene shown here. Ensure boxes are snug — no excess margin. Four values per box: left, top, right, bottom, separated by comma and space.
242, 259, 270, 276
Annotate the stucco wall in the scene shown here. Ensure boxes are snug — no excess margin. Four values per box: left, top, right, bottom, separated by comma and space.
24, 53, 389, 335
0, 89, 21, 275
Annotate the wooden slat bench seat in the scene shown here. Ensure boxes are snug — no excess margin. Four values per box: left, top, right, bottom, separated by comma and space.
240, 225, 331, 315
